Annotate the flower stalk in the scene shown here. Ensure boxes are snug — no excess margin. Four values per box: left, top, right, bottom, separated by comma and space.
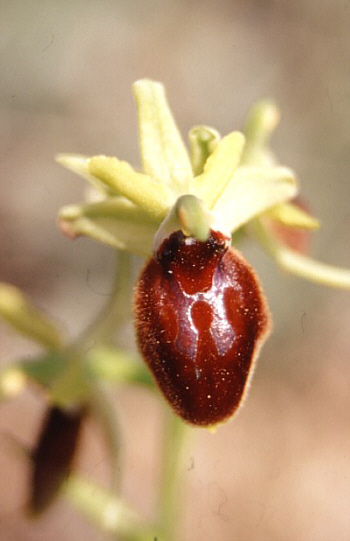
158, 410, 188, 541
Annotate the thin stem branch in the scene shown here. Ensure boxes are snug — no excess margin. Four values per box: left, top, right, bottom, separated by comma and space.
77, 250, 133, 348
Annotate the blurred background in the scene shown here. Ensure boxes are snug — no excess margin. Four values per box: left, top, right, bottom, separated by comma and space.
1, 1, 350, 540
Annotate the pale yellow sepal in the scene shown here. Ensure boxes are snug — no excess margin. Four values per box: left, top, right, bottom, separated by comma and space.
193, 131, 245, 209
59, 200, 157, 256
133, 79, 193, 194
214, 165, 298, 234
0, 283, 63, 349
266, 202, 320, 229
60, 197, 158, 222
88, 156, 174, 221
56, 154, 111, 195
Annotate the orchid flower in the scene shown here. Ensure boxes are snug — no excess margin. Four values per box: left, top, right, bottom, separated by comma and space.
57, 80, 350, 290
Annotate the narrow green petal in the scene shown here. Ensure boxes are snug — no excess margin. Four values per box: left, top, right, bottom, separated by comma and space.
59, 200, 157, 256
88, 156, 173, 221
243, 99, 280, 147
0, 283, 63, 349
214, 165, 298, 233
192, 131, 245, 209
133, 79, 193, 193
241, 100, 280, 167
188, 125, 221, 176
253, 221, 350, 289
56, 154, 112, 194
266, 202, 320, 229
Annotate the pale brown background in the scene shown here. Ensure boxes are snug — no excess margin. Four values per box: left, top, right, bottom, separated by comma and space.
1, 1, 350, 540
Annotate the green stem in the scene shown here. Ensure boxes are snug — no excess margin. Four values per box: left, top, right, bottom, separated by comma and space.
47, 252, 133, 501
46, 251, 133, 405
158, 408, 188, 541
79, 251, 134, 492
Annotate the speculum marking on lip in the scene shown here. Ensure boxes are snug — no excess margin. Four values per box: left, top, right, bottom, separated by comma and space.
168, 263, 237, 361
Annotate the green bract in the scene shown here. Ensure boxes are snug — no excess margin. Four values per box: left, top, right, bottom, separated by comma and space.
57, 79, 350, 289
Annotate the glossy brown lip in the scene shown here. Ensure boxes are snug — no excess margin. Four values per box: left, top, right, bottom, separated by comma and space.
134, 230, 271, 427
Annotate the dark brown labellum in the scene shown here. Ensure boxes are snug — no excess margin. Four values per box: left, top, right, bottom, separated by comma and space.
134, 229, 271, 427
29, 406, 85, 515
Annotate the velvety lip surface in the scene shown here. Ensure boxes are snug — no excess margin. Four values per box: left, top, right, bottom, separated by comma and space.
135, 230, 270, 426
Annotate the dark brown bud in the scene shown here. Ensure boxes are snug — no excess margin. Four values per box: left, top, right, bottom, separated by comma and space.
29, 406, 85, 515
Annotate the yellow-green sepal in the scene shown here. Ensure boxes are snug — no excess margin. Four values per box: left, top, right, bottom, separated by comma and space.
88, 156, 173, 221
59, 198, 158, 256
56, 154, 113, 195
133, 79, 193, 195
